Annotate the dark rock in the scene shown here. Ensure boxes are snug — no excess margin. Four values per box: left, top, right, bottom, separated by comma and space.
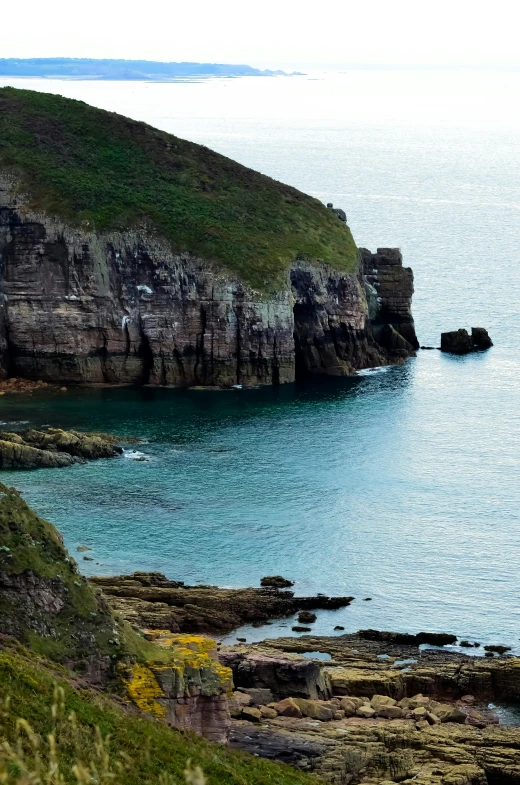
441, 327, 493, 355
260, 576, 294, 589
297, 611, 317, 624
334, 626, 345, 630
472, 327, 493, 349
358, 629, 457, 647
292, 626, 312, 632
363, 597, 372, 601
441, 328, 474, 354
484, 645, 511, 655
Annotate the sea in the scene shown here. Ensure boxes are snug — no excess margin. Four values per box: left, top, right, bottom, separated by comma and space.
0, 70, 519, 651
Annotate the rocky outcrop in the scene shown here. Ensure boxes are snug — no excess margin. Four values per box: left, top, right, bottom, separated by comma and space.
222, 635, 520, 784
122, 631, 233, 743
90, 571, 354, 634
441, 328, 493, 354
0, 483, 118, 679
0, 428, 123, 469
0, 177, 417, 387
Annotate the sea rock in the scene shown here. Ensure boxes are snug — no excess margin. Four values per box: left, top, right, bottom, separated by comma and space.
272, 697, 302, 718
441, 328, 474, 354
358, 628, 457, 646
297, 611, 317, 624
471, 327, 493, 349
356, 704, 376, 718
293, 698, 334, 721
441, 327, 493, 355
260, 575, 294, 588
220, 646, 330, 700
229, 690, 252, 717
241, 706, 262, 722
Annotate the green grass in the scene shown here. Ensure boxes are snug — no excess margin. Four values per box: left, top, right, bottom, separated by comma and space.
0, 641, 324, 785
0, 87, 357, 291
0, 483, 117, 665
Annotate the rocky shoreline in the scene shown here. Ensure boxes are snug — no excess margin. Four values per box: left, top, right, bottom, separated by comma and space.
90, 571, 354, 634
0, 427, 124, 469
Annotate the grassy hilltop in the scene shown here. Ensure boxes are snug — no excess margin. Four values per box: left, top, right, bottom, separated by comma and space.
0, 87, 357, 291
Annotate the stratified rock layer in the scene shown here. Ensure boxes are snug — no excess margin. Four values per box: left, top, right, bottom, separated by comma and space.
0, 176, 417, 386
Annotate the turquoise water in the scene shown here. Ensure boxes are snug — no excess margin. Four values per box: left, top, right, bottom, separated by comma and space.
1, 71, 519, 650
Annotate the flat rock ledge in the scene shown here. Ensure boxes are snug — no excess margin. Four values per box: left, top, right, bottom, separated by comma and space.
0, 428, 123, 469
90, 571, 354, 635
219, 634, 520, 785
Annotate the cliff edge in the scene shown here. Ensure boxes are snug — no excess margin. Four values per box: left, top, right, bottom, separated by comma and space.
0, 87, 418, 387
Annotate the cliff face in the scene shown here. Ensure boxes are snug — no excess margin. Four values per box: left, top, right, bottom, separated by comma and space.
0, 179, 417, 387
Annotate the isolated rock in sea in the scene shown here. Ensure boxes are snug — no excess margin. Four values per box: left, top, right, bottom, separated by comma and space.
0, 89, 418, 388
471, 326, 493, 349
441, 327, 493, 354
441, 328, 475, 354
297, 611, 317, 623
260, 575, 295, 589
0, 428, 122, 469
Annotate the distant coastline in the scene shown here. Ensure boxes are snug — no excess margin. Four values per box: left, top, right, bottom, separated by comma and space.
0, 58, 303, 80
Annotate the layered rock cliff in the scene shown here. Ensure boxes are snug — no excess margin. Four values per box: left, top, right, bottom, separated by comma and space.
0, 185, 417, 387
0, 88, 418, 387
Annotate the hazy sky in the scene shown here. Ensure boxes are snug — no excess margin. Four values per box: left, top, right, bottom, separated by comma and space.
2, 0, 519, 69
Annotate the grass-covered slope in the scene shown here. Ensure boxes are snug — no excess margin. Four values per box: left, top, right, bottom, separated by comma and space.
0, 87, 357, 291
0, 641, 323, 785
0, 483, 118, 666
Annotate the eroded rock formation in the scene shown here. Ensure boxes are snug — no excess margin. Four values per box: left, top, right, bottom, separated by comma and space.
90, 571, 354, 634
0, 177, 417, 387
0, 427, 123, 469
220, 635, 520, 784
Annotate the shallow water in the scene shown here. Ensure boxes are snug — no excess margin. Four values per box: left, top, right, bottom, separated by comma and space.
0, 71, 519, 651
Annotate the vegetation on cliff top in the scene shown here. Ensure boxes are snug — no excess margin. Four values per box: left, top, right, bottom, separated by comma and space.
0, 641, 324, 785
0, 87, 357, 291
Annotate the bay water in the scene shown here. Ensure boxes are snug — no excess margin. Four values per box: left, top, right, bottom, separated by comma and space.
0, 71, 519, 650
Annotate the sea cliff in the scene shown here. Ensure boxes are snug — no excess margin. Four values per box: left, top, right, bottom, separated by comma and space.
0, 88, 418, 387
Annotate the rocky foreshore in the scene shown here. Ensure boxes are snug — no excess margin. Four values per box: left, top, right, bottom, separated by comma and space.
0, 427, 123, 469
219, 634, 520, 784
90, 571, 354, 634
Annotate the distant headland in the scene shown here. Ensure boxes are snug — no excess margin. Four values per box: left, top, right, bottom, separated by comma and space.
0, 58, 302, 80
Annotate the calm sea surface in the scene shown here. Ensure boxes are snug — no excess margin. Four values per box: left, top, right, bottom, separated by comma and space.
1, 71, 519, 650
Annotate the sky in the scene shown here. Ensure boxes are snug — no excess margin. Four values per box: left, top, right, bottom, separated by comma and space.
1, 0, 519, 70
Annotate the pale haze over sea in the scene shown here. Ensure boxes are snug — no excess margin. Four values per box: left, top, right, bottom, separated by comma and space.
1, 70, 519, 651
